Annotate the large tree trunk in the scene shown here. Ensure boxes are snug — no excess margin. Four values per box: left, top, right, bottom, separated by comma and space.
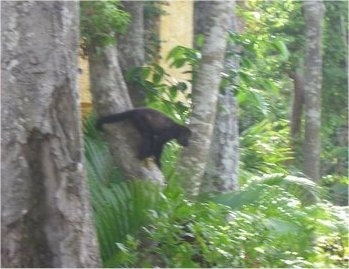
202, 0, 240, 193
193, 1, 212, 49
177, 0, 233, 197
1, 2, 100, 267
88, 45, 164, 185
303, 0, 325, 181
118, 1, 146, 106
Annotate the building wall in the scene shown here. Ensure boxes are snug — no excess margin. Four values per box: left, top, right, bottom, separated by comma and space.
79, 1, 194, 116
78, 56, 92, 118
158, 0, 193, 83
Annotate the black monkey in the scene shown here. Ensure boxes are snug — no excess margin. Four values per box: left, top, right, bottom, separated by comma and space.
96, 107, 191, 168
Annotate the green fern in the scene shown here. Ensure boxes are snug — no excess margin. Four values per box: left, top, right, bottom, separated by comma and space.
257, 174, 320, 205
83, 114, 162, 264
240, 119, 294, 178
89, 178, 161, 263
212, 174, 320, 208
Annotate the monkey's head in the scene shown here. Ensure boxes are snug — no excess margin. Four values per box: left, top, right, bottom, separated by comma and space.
176, 126, 192, 146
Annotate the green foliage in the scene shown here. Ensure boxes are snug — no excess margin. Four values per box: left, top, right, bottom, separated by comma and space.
160, 141, 182, 179
84, 113, 123, 184
234, 0, 347, 178
322, 0, 348, 116
89, 177, 161, 264
321, 175, 349, 206
231, 28, 291, 130
80, 0, 130, 48
126, 60, 192, 123
107, 180, 348, 268
321, 0, 348, 176
232, 0, 300, 131
240, 119, 294, 177
83, 115, 162, 265
83, 114, 347, 268
166, 45, 201, 73
125, 45, 201, 122
236, 0, 304, 68
213, 174, 320, 207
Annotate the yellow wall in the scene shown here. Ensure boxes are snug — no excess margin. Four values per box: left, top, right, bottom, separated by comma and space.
79, 1, 194, 115
158, 0, 193, 83
78, 56, 92, 118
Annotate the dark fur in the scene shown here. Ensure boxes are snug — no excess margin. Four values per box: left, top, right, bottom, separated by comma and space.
96, 108, 191, 168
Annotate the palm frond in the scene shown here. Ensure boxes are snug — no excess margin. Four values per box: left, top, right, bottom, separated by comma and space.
210, 183, 266, 210
91, 180, 161, 262
83, 120, 162, 264
256, 174, 320, 205
211, 174, 320, 208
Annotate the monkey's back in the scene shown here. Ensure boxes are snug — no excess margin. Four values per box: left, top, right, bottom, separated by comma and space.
135, 108, 177, 133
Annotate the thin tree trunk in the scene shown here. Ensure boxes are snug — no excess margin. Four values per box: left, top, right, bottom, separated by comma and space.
88, 45, 165, 185
118, 1, 146, 106
289, 69, 305, 140
1, 2, 100, 267
203, 93, 239, 193
303, 0, 325, 181
177, 0, 233, 197
202, 0, 240, 193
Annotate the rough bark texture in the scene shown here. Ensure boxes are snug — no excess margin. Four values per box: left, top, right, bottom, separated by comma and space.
178, 1, 233, 197
193, 1, 212, 49
144, 1, 162, 63
289, 69, 305, 140
202, 0, 240, 193
88, 45, 164, 185
203, 93, 239, 193
303, 0, 325, 181
1, 2, 100, 267
118, 1, 146, 106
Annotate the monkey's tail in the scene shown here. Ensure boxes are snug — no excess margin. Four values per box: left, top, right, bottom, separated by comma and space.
96, 110, 133, 130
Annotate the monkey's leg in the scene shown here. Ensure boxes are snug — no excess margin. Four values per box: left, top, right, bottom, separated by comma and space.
139, 136, 159, 169
138, 135, 153, 160
153, 142, 164, 169
142, 157, 156, 169
131, 116, 154, 160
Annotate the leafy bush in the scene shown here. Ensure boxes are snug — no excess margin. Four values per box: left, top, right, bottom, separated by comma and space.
106, 178, 348, 268
240, 119, 294, 180
84, 113, 348, 268
213, 174, 320, 207
80, 0, 130, 47
126, 62, 191, 123
321, 175, 349, 206
89, 177, 161, 263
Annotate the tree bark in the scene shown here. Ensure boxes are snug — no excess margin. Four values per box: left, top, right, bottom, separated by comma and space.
118, 1, 146, 106
88, 45, 165, 185
203, 93, 239, 193
289, 69, 305, 141
177, 0, 233, 197
193, 1, 212, 49
303, 0, 325, 181
1, 2, 100, 267
144, 1, 162, 63
202, 0, 240, 193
